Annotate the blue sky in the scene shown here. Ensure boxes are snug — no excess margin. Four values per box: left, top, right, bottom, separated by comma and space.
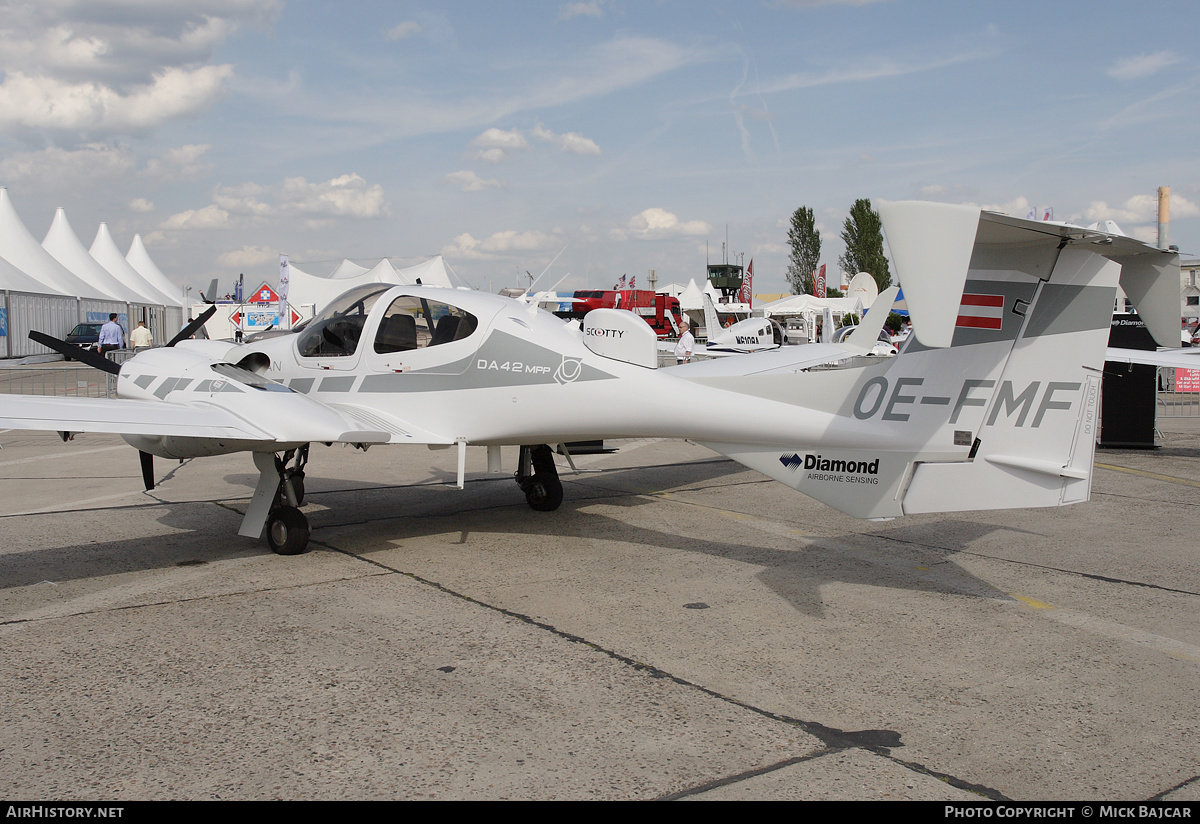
0, 0, 1196, 298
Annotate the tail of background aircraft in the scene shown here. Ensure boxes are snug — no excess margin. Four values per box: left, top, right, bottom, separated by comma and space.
697, 202, 1181, 519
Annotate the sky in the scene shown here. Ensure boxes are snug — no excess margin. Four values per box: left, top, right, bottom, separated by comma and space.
0, 0, 1197, 300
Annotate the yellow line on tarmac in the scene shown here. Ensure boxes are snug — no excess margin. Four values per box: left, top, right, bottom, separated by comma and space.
1094, 462, 1200, 490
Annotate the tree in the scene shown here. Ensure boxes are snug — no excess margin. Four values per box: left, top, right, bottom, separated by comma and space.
837, 198, 891, 291
785, 206, 821, 295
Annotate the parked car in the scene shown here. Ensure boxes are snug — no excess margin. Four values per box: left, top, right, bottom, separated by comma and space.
63, 322, 104, 357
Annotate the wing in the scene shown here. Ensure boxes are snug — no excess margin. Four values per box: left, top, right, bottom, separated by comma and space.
0, 393, 408, 445
1106, 347, 1200, 370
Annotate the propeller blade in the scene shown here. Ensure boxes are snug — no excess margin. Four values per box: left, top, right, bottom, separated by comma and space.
167, 304, 217, 347
28, 331, 120, 375
139, 451, 155, 491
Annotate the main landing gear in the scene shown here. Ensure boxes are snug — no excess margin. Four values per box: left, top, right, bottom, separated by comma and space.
242, 445, 312, 555
516, 444, 563, 512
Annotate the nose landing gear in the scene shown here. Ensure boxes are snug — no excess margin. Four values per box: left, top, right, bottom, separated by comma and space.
516, 444, 563, 511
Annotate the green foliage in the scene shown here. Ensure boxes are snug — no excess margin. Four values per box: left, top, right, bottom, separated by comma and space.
786, 206, 821, 295
837, 198, 892, 291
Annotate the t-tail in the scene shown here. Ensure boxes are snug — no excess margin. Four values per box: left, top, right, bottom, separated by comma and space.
697, 201, 1180, 518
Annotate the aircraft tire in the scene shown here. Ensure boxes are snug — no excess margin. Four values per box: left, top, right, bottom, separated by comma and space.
267, 506, 310, 555
524, 477, 563, 512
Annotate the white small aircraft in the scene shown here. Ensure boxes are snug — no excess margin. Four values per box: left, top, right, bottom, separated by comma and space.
700, 293, 785, 355
0, 202, 1181, 555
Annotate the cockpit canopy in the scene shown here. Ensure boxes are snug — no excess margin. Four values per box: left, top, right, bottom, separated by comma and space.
296, 284, 479, 358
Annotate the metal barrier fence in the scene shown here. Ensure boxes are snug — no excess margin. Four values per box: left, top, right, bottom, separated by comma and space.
0, 350, 136, 398
1156, 367, 1200, 418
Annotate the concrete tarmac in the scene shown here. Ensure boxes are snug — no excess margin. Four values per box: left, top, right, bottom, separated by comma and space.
0, 422, 1197, 800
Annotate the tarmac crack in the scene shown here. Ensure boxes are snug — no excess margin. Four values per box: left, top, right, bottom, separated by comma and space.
311, 536, 1010, 802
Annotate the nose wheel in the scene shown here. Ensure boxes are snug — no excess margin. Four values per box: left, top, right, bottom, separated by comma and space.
516, 444, 563, 511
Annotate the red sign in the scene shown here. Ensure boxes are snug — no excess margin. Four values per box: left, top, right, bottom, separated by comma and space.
250, 282, 280, 304
1177, 369, 1200, 392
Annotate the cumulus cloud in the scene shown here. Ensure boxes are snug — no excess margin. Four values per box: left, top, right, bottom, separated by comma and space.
157, 173, 388, 236
1107, 51, 1182, 81
622, 208, 710, 240
559, 1, 604, 20
1085, 193, 1199, 224
978, 196, 1032, 216
442, 229, 556, 259
467, 127, 529, 163
385, 20, 422, 40
0, 142, 136, 184
0, 1, 276, 135
214, 182, 275, 216
531, 123, 601, 155
445, 170, 504, 192
475, 147, 507, 164
160, 204, 230, 231
129, 197, 154, 213
217, 245, 280, 268
0, 0, 279, 83
0, 65, 234, 133
279, 174, 387, 218
143, 143, 213, 181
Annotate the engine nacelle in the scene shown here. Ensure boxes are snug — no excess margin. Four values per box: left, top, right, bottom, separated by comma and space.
581, 309, 658, 369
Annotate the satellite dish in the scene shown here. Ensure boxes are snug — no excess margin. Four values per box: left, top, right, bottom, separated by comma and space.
847, 272, 879, 308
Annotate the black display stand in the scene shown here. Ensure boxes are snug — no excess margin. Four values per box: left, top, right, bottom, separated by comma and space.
1101, 313, 1159, 449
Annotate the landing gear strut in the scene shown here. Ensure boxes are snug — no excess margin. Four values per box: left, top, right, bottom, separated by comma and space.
516, 444, 563, 511
242, 446, 313, 555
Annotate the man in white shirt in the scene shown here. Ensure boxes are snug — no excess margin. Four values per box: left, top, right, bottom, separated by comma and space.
674, 320, 694, 364
130, 321, 153, 350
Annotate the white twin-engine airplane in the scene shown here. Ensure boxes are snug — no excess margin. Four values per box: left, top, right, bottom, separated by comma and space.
0, 202, 1181, 555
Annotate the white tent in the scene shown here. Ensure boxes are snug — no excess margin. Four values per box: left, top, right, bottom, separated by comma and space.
126, 234, 184, 308
330, 259, 370, 279
677, 279, 706, 311
42, 209, 145, 304
286, 256, 455, 313
757, 293, 865, 317
0, 188, 112, 299
0, 251, 54, 293
91, 224, 178, 308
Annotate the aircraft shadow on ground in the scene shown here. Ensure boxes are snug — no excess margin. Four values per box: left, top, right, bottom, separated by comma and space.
0, 458, 1030, 619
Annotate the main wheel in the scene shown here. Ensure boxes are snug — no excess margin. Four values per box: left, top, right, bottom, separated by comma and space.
267, 506, 311, 555
524, 476, 563, 512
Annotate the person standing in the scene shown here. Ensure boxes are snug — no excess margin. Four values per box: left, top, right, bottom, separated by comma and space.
98, 313, 125, 355
130, 321, 153, 350
674, 320, 694, 365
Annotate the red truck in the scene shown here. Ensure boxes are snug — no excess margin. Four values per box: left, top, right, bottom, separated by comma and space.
562, 290, 684, 338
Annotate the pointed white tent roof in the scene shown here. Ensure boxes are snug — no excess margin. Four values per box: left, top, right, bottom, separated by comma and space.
284, 256, 456, 312
678, 278, 706, 311
42, 209, 144, 303
90, 224, 176, 307
0, 252, 51, 293
330, 259, 370, 279
125, 234, 184, 307
0, 188, 112, 298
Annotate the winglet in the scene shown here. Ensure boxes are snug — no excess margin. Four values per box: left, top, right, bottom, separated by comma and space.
843, 286, 899, 353
878, 201, 981, 349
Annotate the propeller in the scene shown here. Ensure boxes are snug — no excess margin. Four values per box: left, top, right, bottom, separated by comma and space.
166, 304, 217, 347
30, 303, 218, 492
28, 331, 120, 375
